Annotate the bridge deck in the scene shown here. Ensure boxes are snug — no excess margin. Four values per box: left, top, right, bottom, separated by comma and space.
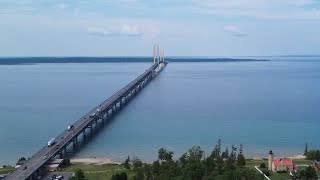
5, 63, 160, 180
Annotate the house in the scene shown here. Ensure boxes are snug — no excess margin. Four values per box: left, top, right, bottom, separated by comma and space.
272, 159, 295, 172
268, 150, 296, 172
313, 160, 320, 170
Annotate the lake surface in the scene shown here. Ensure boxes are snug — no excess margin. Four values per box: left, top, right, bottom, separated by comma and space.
0, 57, 320, 165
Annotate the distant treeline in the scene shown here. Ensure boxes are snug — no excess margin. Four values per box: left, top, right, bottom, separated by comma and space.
0, 57, 269, 65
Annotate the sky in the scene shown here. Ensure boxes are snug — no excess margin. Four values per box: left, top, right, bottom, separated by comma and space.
0, 0, 320, 56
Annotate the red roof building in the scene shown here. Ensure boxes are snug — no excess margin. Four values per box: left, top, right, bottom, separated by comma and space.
272, 159, 295, 172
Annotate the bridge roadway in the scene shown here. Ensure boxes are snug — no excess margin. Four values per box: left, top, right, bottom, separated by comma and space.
5, 63, 161, 180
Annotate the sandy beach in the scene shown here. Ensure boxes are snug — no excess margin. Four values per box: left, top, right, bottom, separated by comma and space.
69, 154, 306, 165
251, 154, 306, 160
70, 157, 121, 165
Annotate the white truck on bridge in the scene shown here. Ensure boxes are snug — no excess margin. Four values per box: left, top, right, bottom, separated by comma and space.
47, 138, 55, 147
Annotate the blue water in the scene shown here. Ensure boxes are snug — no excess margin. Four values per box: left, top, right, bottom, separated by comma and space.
0, 57, 320, 165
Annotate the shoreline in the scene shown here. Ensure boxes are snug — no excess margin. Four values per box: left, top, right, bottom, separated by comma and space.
250, 154, 306, 160
0, 154, 307, 168
70, 154, 306, 165
70, 157, 121, 165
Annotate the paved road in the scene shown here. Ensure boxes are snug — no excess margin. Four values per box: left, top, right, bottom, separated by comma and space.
4, 63, 160, 180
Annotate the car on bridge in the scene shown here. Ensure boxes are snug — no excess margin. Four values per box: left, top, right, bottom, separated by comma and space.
67, 125, 74, 131
89, 113, 96, 118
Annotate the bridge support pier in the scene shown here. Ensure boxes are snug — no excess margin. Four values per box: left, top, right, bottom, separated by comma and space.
73, 136, 78, 150
59, 150, 63, 159
83, 131, 86, 140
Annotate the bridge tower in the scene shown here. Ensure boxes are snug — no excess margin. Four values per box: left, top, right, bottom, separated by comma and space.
153, 44, 166, 71
153, 44, 160, 64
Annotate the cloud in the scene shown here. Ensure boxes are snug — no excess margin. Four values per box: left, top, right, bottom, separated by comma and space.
224, 25, 247, 37
87, 27, 112, 36
191, 0, 320, 20
53, 3, 69, 11
120, 24, 142, 36
87, 24, 143, 37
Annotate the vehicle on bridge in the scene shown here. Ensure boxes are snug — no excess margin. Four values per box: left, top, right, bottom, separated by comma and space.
67, 125, 74, 131
89, 113, 96, 118
47, 138, 56, 147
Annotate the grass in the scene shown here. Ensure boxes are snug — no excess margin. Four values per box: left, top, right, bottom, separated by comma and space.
246, 159, 267, 169
292, 159, 313, 165
0, 166, 15, 174
268, 172, 289, 180
62, 163, 135, 180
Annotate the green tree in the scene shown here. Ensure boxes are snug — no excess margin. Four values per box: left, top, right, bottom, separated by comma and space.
259, 163, 266, 168
222, 147, 229, 159
124, 156, 130, 169
316, 150, 320, 161
74, 168, 85, 180
18, 157, 26, 161
211, 139, 222, 158
204, 156, 216, 175
133, 157, 143, 171
182, 158, 205, 180
62, 158, 71, 167
152, 160, 161, 177
225, 144, 237, 171
164, 151, 174, 161
179, 153, 188, 167
304, 142, 308, 156
133, 168, 145, 180
236, 144, 246, 167
158, 148, 166, 161
158, 148, 174, 162
262, 170, 270, 176
300, 166, 317, 180
188, 146, 204, 160
128, 140, 265, 180
306, 149, 320, 160
143, 164, 153, 180
112, 172, 128, 180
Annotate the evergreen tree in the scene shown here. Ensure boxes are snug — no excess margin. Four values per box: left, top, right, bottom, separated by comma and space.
217, 139, 221, 157
237, 144, 246, 167
129, 140, 264, 180
222, 147, 229, 159
304, 142, 308, 156
188, 146, 204, 160
124, 156, 130, 169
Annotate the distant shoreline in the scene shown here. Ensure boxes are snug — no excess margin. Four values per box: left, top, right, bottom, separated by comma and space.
0, 57, 269, 65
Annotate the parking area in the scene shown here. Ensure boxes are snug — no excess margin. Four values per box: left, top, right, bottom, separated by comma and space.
40, 172, 73, 180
